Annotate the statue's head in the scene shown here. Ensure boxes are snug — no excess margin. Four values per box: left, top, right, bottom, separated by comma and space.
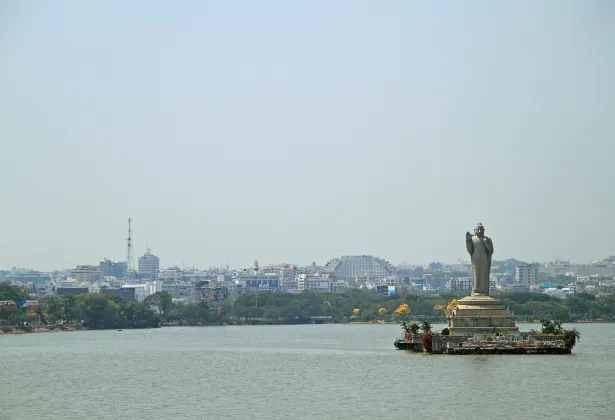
475, 223, 485, 237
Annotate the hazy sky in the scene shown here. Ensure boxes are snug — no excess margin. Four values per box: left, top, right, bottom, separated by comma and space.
1, 1, 613, 271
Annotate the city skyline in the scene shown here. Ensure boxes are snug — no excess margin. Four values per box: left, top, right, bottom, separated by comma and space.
2, 231, 612, 272
1, 1, 614, 270
2, 239, 613, 273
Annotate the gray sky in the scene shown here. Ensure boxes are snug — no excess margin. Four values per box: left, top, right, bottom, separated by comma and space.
1, 0, 613, 271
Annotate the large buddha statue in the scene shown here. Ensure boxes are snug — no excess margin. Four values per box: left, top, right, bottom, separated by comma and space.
465, 223, 494, 296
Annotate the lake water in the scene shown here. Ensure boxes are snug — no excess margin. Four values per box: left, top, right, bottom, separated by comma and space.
0, 323, 612, 419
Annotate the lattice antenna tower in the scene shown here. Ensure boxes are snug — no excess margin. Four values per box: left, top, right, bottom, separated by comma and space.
126, 217, 134, 279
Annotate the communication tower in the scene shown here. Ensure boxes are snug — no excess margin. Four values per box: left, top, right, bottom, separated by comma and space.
126, 217, 134, 279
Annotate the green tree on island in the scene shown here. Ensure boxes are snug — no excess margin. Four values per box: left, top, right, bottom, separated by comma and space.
540, 319, 564, 335
539, 318, 581, 351
420, 321, 432, 333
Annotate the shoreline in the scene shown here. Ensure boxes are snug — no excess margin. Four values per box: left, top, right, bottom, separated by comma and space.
0, 324, 85, 335
2, 319, 610, 335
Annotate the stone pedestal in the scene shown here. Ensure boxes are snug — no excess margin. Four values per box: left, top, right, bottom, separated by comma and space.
448, 296, 520, 338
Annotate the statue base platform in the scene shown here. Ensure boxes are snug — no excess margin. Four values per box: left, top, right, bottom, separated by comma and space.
448, 296, 520, 338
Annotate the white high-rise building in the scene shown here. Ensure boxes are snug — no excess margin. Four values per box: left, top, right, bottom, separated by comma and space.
515, 264, 540, 287
138, 248, 160, 278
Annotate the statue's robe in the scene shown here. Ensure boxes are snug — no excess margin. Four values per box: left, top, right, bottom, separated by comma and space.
465, 235, 493, 296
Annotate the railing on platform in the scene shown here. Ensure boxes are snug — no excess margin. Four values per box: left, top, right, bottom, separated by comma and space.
398, 332, 423, 343
446, 339, 566, 349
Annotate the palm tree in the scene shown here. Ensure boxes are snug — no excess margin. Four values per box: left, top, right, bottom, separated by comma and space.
541, 319, 564, 335
540, 319, 553, 334
553, 320, 564, 335
420, 321, 432, 333
410, 322, 420, 334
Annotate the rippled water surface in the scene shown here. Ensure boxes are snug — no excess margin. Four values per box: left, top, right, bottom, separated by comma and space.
1, 323, 612, 419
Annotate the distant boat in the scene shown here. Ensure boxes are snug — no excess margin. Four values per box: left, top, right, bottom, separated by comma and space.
117, 329, 123, 331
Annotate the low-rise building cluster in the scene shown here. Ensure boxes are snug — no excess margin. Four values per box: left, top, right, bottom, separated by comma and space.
3, 252, 615, 310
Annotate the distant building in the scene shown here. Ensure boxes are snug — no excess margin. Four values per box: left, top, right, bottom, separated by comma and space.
424, 276, 446, 290
161, 281, 194, 300
138, 249, 160, 278
543, 287, 573, 299
56, 287, 89, 296
72, 265, 102, 283
297, 274, 331, 292
600, 255, 615, 265
5, 270, 51, 285
193, 280, 228, 303
510, 284, 530, 293
236, 273, 280, 293
322, 255, 396, 279
428, 262, 443, 270
100, 258, 127, 279
279, 265, 297, 285
27, 283, 53, 298
331, 281, 349, 293
539, 260, 571, 276
496, 275, 514, 288
100, 287, 136, 300
376, 284, 397, 295
571, 264, 615, 278
515, 264, 540, 287
280, 283, 298, 293
121, 281, 162, 302
158, 268, 183, 282
379, 276, 401, 287
258, 264, 297, 286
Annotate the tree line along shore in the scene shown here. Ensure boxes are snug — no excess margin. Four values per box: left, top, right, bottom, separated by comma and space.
2, 282, 615, 333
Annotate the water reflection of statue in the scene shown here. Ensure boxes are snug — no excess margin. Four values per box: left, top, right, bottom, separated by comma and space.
465, 223, 494, 296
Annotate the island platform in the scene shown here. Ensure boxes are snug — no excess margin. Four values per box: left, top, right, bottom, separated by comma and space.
393, 223, 580, 355
394, 331, 575, 355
